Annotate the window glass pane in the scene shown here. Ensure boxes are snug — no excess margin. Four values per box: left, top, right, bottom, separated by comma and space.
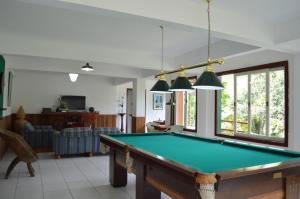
236, 75, 249, 133
270, 70, 285, 138
185, 91, 196, 129
219, 74, 234, 135
250, 72, 266, 135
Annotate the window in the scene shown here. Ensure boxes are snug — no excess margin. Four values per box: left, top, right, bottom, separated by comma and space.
172, 77, 197, 132
215, 61, 288, 146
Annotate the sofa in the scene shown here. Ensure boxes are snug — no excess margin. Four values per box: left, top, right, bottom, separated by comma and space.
53, 127, 121, 158
23, 122, 54, 148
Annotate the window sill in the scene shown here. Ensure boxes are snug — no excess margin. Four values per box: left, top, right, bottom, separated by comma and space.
215, 133, 287, 147
183, 128, 197, 133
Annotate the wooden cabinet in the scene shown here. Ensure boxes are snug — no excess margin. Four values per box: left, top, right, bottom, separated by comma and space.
12, 112, 117, 131
40, 112, 97, 130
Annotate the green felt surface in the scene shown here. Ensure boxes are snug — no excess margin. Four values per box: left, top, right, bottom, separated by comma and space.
109, 133, 300, 173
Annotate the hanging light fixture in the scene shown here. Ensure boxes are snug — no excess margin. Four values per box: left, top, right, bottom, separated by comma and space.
81, 63, 94, 72
150, 26, 171, 93
169, 65, 193, 91
192, 0, 223, 90
152, 0, 224, 91
69, 73, 78, 82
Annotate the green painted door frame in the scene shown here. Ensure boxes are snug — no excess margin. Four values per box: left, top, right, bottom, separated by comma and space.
0, 55, 5, 118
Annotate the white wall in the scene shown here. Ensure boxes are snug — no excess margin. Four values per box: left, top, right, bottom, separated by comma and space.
11, 70, 118, 114
115, 79, 166, 131
145, 80, 166, 123
293, 53, 300, 151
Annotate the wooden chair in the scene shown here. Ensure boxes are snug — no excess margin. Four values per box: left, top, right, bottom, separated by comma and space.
166, 125, 184, 133
0, 128, 38, 179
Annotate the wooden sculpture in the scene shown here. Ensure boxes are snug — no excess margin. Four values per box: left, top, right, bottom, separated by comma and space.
14, 106, 26, 136
0, 128, 38, 179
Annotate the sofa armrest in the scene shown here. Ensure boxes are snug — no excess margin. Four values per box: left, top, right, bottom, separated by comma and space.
93, 128, 121, 135
34, 125, 53, 130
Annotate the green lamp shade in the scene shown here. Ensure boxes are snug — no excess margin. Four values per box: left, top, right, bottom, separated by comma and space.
169, 76, 193, 91
150, 80, 171, 93
192, 71, 223, 90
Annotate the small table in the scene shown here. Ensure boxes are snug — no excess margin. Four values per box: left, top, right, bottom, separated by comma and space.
153, 120, 165, 125
101, 132, 300, 199
151, 124, 169, 131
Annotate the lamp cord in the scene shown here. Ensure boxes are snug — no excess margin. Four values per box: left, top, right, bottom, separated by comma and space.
207, 0, 211, 60
160, 25, 164, 72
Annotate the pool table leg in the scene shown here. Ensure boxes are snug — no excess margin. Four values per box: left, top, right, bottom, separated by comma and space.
136, 161, 161, 199
109, 149, 127, 187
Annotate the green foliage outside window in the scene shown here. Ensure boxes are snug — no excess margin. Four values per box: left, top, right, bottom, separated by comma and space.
186, 91, 196, 129
218, 68, 285, 139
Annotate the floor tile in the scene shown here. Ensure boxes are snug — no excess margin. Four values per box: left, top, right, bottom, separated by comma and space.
71, 187, 102, 199
0, 151, 175, 199
43, 181, 68, 192
67, 180, 92, 190
15, 189, 43, 199
44, 189, 73, 199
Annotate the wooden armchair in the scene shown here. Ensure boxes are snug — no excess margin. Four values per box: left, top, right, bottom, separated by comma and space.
0, 128, 38, 179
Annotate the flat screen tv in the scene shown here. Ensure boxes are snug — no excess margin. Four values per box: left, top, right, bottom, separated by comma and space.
61, 96, 86, 111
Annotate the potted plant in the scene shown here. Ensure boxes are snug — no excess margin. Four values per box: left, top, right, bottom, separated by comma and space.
56, 98, 68, 112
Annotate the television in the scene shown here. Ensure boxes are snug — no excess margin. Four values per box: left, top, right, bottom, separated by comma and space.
61, 96, 86, 111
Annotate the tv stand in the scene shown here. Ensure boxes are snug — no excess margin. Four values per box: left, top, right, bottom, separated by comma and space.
41, 112, 98, 130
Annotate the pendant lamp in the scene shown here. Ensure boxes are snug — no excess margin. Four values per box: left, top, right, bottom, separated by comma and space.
192, 0, 223, 90
150, 26, 171, 93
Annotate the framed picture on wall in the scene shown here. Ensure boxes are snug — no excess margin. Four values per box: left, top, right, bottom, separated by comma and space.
153, 93, 163, 110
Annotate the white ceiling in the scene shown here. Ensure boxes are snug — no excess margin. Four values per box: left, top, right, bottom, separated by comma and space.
0, 0, 218, 57
213, 0, 300, 24
0, 0, 300, 79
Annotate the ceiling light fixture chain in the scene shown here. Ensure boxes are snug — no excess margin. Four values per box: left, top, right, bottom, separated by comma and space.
160, 25, 165, 72
207, 0, 211, 61
150, 25, 171, 93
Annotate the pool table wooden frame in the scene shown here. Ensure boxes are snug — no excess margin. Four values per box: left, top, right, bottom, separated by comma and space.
100, 133, 300, 199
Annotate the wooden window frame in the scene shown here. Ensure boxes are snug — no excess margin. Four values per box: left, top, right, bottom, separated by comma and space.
171, 76, 198, 133
214, 61, 289, 147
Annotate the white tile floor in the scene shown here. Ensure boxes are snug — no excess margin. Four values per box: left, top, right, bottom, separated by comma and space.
0, 151, 171, 199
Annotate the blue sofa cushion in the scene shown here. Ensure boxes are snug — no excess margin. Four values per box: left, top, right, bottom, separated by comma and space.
61, 127, 92, 137
23, 123, 54, 148
93, 128, 121, 135
23, 121, 35, 132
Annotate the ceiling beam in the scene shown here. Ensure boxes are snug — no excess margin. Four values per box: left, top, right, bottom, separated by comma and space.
0, 32, 176, 71
20, 0, 274, 47
4, 54, 158, 78
175, 40, 260, 67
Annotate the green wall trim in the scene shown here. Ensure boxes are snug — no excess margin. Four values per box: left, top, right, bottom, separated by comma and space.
0, 55, 5, 118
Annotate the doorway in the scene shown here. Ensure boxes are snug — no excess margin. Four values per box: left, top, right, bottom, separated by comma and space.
126, 88, 133, 133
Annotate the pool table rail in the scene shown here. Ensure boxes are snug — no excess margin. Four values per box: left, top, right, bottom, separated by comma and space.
100, 133, 205, 178
100, 133, 300, 199
217, 158, 300, 181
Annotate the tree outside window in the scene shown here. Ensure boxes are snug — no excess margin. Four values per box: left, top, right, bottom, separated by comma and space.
216, 61, 287, 146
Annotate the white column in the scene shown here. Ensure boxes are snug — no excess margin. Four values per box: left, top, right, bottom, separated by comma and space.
197, 90, 215, 138
132, 78, 145, 117
165, 78, 173, 126
292, 54, 300, 151
165, 94, 171, 126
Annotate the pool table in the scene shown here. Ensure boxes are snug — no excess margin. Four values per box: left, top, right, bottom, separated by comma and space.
100, 132, 300, 199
